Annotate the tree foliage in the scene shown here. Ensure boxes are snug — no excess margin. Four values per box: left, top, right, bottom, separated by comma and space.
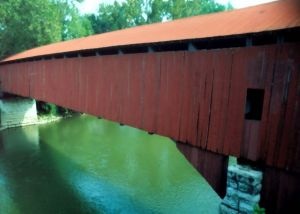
57, 0, 94, 40
0, 0, 61, 58
88, 0, 231, 34
0, 0, 93, 59
167, 0, 229, 19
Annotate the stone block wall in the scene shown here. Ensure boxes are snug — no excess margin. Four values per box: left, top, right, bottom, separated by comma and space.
220, 165, 263, 214
0, 98, 38, 129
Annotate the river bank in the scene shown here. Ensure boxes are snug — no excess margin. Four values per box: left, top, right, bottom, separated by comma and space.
0, 114, 63, 131
36, 114, 63, 125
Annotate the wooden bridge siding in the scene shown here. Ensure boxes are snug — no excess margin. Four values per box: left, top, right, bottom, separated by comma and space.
261, 167, 300, 213
177, 142, 228, 197
262, 45, 299, 169
238, 47, 274, 162
0, 43, 299, 170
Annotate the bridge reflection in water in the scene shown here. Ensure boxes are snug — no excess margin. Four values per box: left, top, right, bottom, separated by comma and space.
0, 115, 221, 214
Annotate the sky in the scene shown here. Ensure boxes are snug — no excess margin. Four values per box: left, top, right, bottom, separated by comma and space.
76, 0, 278, 15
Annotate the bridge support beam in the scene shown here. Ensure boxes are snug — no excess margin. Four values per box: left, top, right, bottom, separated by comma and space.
220, 164, 263, 214
176, 142, 228, 197
0, 96, 38, 129
260, 166, 300, 214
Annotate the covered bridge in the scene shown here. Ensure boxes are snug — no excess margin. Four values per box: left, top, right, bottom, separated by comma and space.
0, 0, 300, 213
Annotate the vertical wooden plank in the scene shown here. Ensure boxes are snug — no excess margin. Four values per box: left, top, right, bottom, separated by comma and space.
207, 50, 232, 153
106, 55, 117, 121
14, 64, 21, 95
36, 61, 44, 100
2, 64, 8, 92
42, 61, 49, 102
106, 56, 117, 120
287, 43, 300, 171
5, 64, 11, 93
167, 51, 178, 138
43, 60, 55, 104
106, 56, 113, 119
19, 63, 27, 96
4, 64, 9, 93
60, 58, 70, 109
0, 65, 3, 86
28, 61, 37, 98
8, 64, 13, 93
159, 52, 184, 139
54, 59, 65, 107
94, 56, 104, 117
115, 54, 129, 123
7, 64, 14, 94
180, 51, 206, 147
7, 64, 13, 93
83, 57, 99, 116
76, 57, 85, 113
115, 55, 129, 123
8, 64, 14, 93
33, 61, 44, 101
119, 55, 131, 124
178, 52, 193, 144
40, 60, 46, 101
243, 121, 261, 160
62, 58, 79, 110
197, 51, 214, 149
156, 52, 170, 137
9, 64, 16, 95
277, 44, 300, 168
256, 46, 277, 163
22, 63, 30, 97
264, 45, 291, 166
44, 60, 55, 104
6, 63, 20, 96
54, 59, 65, 106
128, 54, 144, 128
223, 48, 246, 157
122, 54, 132, 124
141, 53, 161, 133
111, 54, 124, 122
241, 46, 269, 160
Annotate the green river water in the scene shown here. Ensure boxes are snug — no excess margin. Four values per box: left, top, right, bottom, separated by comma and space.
0, 115, 220, 214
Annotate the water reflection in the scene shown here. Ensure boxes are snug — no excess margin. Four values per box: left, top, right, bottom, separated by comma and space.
0, 115, 221, 214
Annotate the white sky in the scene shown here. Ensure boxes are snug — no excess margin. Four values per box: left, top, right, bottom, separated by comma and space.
77, 0, 277, 15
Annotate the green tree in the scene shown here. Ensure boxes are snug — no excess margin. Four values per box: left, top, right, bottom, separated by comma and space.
88, 0, 168, 34
87, 1, 132, 33
164, 0, 230, 19
0, 0, 62, 58
138, 0, 169, 24
57, 0, 94, 40
89, 0, 231, 34
0, 0, 94, 59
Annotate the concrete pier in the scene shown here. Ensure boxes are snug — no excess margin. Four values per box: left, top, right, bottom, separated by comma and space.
0, 97, 38, 129
220, 165, 263, 214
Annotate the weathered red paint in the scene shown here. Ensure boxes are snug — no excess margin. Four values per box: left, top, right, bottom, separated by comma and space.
0, 44, 299, 172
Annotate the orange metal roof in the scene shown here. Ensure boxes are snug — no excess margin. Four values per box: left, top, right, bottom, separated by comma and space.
3, 0, 300, 62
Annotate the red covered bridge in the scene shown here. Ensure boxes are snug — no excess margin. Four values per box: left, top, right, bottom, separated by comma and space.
0, 0, 299, 212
